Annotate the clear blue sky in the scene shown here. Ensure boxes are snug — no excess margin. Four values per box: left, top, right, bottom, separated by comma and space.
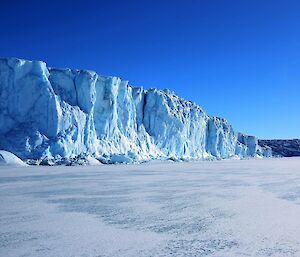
1, 0, 299, 139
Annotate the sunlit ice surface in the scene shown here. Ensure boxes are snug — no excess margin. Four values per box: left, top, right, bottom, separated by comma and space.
1, 158, 300, 257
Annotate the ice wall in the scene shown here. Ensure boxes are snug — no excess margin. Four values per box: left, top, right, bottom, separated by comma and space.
0, 58, 270, 163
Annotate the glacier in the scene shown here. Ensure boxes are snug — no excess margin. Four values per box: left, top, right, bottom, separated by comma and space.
0, 57, 271, 164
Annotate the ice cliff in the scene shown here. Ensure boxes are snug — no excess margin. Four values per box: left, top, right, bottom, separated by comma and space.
0, 58, 271, 164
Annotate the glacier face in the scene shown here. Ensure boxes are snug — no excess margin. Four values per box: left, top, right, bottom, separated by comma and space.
0, 57, 271, 163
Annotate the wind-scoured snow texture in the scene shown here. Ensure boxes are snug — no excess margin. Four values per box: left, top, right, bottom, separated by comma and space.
0, 58, 270, 163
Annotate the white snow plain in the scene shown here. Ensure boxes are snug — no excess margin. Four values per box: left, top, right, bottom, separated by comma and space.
1, 158, 300, 257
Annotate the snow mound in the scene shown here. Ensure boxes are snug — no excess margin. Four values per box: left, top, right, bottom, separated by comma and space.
86, 156, 102, 166
0, 150, 28, 166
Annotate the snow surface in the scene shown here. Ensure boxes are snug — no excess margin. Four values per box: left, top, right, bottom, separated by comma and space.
0, 150, 27, 166
1, 158, 300, 256
0, 57, 271, 163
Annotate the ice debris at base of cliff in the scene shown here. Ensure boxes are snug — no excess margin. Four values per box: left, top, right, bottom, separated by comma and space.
0, 58, 271, 164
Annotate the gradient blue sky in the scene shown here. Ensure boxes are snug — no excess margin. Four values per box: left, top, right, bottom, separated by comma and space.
1, 0, 299, 139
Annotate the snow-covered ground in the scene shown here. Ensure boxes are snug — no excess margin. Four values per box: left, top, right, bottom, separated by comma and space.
1, 158, 300, 257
